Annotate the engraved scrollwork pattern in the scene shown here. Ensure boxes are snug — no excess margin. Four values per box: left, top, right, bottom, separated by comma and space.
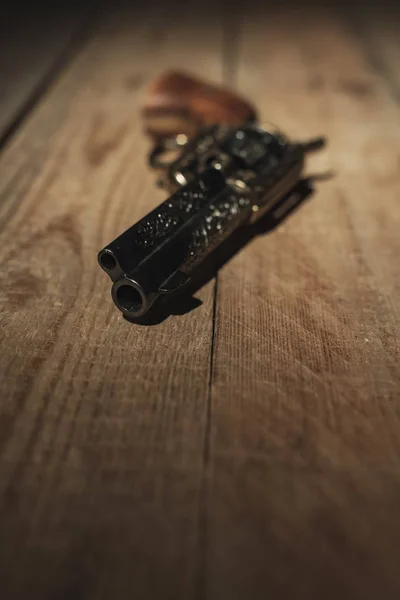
132, 177, 213, 250
132, 125, 295, 261
182, 191, 252, 270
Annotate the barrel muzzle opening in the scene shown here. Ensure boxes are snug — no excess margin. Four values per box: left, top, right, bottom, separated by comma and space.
112, 278, 148, 318
98, 250, 118, 272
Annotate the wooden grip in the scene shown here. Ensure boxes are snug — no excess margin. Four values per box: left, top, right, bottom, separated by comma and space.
142, 70, 258, 139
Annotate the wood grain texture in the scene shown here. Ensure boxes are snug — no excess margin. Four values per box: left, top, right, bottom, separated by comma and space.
205, 3, 400, 600
355, 2, 400, 101
0, 2, 224, 598
0, 2, 400, 600
0, 3, 94, 145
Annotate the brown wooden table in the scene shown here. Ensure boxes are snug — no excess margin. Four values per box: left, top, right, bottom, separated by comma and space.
0, 1, 399, 598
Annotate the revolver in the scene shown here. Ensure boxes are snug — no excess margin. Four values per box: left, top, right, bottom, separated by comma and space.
98, 121, 325, 319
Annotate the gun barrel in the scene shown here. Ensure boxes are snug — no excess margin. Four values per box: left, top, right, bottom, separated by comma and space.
98, 167, 254, 318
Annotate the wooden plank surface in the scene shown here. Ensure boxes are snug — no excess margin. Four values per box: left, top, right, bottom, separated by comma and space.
0, 3, 94, 145
206, 3, 400, 600
355, 3, 400, 100
0, 2, 400, 599
0, 2, 224, 598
